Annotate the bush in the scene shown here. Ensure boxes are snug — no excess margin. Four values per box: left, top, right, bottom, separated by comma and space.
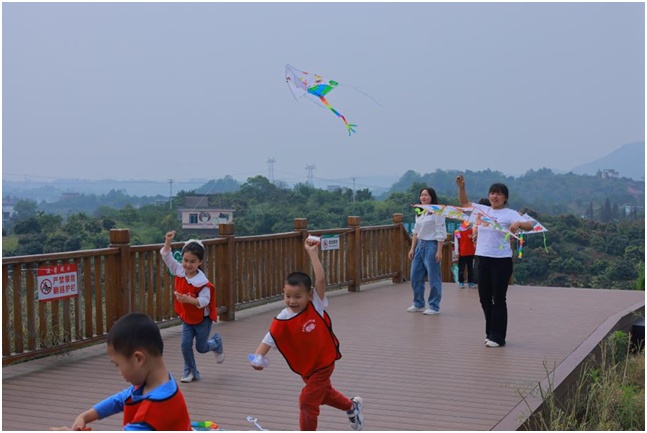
526, 332, 645, 430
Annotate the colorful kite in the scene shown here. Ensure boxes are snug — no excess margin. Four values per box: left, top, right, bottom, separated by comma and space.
285, 64, 357, 136
413, 204, 521, 240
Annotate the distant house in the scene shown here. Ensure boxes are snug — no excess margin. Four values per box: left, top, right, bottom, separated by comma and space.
2, 196, 16, 226
178, 195, 234, 231
599, 169, 619, 179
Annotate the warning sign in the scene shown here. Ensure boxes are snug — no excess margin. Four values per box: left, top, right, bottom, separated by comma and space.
321, 234, 340, 251
37, 264, 78, 302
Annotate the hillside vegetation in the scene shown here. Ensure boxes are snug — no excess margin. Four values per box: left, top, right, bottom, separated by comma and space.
3, 171, 644, 291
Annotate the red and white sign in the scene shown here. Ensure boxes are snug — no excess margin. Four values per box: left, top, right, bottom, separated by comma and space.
37, 264, 78, 302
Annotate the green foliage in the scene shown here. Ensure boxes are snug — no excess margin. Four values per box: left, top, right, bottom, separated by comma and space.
385, 168, 644, 220
3, 174, 644, 293
527, 332, 644, 431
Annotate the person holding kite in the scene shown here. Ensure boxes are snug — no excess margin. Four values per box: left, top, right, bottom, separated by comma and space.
456, 176, 534, 347
407, 187, 447, 315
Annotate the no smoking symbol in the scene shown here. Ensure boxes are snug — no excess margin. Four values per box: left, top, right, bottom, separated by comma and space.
40, 279, 53, 295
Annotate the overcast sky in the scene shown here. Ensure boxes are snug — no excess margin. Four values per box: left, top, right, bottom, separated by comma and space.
2, 1, 645, 187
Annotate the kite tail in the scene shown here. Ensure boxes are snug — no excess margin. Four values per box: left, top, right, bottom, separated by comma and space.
320, 96, 357, 136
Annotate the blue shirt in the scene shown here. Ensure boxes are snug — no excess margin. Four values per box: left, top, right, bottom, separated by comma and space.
93, 373, 179, 431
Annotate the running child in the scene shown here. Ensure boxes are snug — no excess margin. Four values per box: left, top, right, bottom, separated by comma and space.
249, 238, 364, 431
51, 313, 191, 430
161, 231, 224, 383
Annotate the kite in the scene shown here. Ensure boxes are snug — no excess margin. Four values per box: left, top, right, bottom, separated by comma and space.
412, 204, 521, 240
285, 64, 357, 136
517, 213, 549, 257
413, 204, 549, 257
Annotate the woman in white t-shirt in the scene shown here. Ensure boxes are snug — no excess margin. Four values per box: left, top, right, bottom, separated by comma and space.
456, 176, 534, 347
407, 187, 447, 315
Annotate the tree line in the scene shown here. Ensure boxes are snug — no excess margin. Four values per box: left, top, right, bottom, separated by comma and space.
3, 172, 644, 290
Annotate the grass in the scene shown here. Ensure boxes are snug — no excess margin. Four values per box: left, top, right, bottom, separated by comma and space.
526, 331, 645, 430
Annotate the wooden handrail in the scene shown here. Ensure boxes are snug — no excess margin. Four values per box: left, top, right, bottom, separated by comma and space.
2, 214, 455, 365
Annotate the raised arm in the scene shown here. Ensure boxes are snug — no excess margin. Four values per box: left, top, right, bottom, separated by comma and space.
305, 238, 325, 300
160, 231, 183, 276
456, 175, 472, 207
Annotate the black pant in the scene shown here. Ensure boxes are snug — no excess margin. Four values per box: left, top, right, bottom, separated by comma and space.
458, 255, 475, 284
477, 256, 513, 346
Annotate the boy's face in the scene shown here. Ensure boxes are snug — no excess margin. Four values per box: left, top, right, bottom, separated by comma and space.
107, 345, 146, 386
283, 284, 312, 314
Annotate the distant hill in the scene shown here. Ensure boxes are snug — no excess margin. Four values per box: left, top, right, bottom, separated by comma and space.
572, 141, 645, 180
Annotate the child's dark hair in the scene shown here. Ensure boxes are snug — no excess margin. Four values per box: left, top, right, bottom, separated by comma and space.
182, 240, 205, 271
418, 187, 439, 205
285, 272, 312, 292
488, 183, 509, 204
107, 312, 163, 357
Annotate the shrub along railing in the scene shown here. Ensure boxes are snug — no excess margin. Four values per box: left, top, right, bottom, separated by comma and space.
2, 213, 454, 365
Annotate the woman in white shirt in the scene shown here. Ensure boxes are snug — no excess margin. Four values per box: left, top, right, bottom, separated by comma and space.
456, 176, 534, 347
407, 187, 447, 315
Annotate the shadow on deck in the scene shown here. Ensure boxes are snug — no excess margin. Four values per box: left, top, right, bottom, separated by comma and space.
2, 282, 644, 431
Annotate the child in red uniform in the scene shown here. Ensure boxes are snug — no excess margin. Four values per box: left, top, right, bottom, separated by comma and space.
457, 227, 476, 288
51, 313, 191, 431
162, 231, 224, 383
250, 238, 364, 431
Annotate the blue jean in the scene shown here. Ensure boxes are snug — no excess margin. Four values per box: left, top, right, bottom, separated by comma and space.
410, 240, 442, 311
181, 317, 223, 378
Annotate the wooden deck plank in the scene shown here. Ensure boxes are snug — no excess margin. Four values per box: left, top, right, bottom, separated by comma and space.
2, 282, 643, 431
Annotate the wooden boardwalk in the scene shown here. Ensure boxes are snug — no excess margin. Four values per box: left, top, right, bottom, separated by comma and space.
2, 282, 644, 431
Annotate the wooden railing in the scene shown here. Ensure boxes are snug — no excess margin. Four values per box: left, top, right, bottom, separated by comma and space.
2, 213, 454, 365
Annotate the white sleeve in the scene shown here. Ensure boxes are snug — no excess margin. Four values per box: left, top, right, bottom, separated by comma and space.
262, 331, 276, 348
160, 248, 184, 277
196, 286, 210, 309
311, 291, 328, 317
434, 215, 447, 241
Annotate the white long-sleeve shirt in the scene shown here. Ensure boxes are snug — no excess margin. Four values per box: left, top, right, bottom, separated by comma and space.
412, 212, 447, 241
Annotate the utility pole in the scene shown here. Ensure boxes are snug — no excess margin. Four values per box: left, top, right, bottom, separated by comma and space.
168, 179, 173, 210
352, 177, 356, 203
305, 164, 316, 186
267, 157, 276, 183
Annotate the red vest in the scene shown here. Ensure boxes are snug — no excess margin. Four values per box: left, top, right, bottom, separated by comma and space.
173, 277, 218, 325
458, 228, 476, 256
123, 383, 191, 431
269, 302, 341, 379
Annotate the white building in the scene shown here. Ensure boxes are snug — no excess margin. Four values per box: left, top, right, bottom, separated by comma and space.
178, 196, 233, 231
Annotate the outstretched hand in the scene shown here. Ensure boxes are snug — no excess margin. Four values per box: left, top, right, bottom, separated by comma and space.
165, 231, 176, 243
455, 175, 465, 187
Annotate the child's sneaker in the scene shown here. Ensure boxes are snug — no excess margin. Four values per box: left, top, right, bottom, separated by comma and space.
214, 350, 225, 364
458, 282, 465, 288
347, 396, 364, 431
469, 282, 476, 288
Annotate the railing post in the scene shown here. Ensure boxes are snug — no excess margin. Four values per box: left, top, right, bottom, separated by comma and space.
293, 218, 309, 272
347, 216, 361, 292
218, 223, 236, 321
109, 229, 132, 324
392, 213, 405, 283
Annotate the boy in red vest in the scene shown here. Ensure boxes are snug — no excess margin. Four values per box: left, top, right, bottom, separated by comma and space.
51, 313, 191, 431
250, 238, 364, 431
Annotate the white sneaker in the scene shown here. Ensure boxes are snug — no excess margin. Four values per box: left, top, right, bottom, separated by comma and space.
214, 350, 225, 364
180, 372, 195, 383
347, 396, 364, 431
406, 305, 425, 312
423, 308, 439, 315
485, 340, 501, 347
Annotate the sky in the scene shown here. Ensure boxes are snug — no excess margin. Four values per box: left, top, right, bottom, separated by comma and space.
2, 1, 645, 189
